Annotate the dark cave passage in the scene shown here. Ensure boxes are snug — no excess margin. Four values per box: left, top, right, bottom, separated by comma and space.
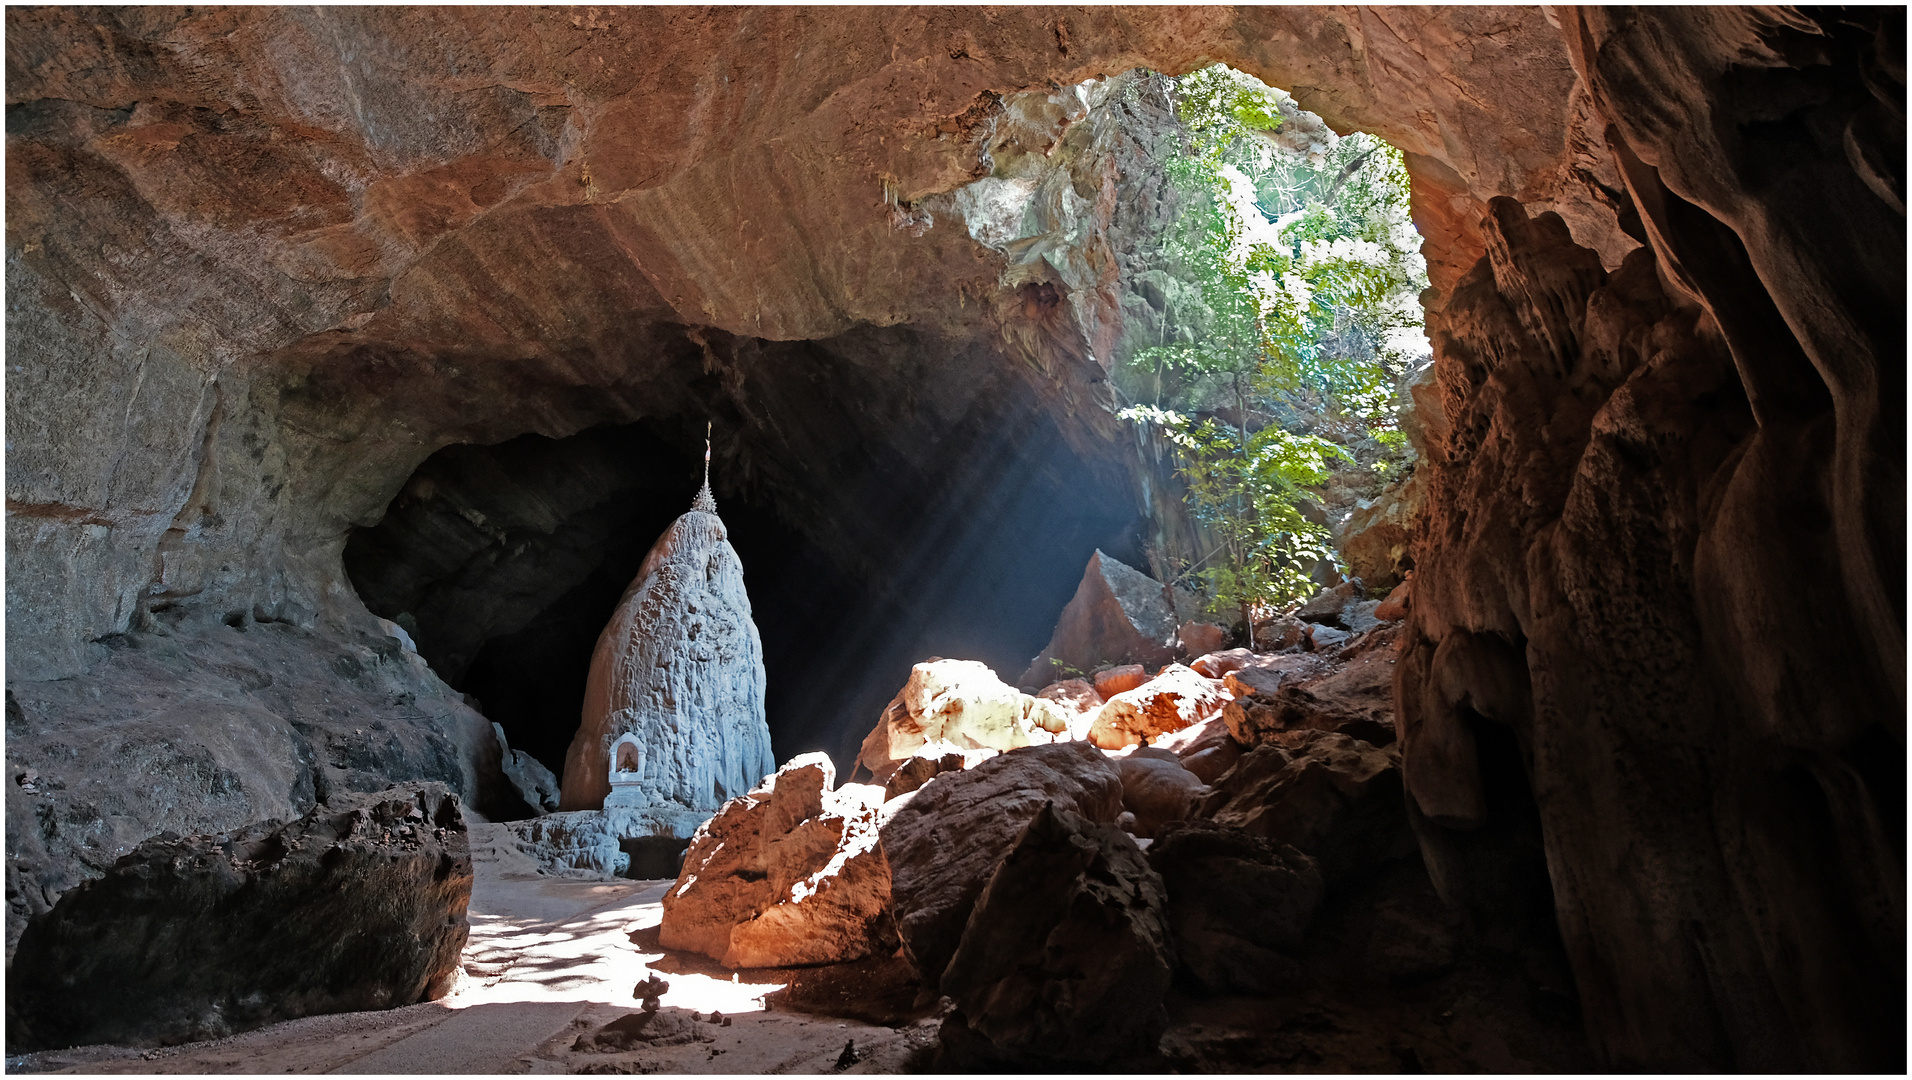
343, 362, 1147, 786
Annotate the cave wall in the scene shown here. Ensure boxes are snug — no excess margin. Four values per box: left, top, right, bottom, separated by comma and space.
1396, 8, 1904, 1072
5, 7, 1901, 1069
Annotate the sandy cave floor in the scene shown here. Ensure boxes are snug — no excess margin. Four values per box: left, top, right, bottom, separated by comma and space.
8, 821, 1595, 1075
7, 825, 942, 1075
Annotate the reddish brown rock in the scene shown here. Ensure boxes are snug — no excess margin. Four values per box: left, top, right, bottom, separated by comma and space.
1147, 820, 1323, 996
1159, 718, 1246, 786
1176, 621, 1228, 658
1374, 579, 1411, 622
1115, 749, 1210, 838
1222, 653, 1329, 699
1035, 678, 1103, 714
1092, 663, 1148, 699
1188, 647, 1256, 679
1020, 552, 1200, 686
1225, 633, 1399, 748
659, 754, 892, 970
1201, 731, 1417, 889
879, 741, 1122, 986
1088, 664, 1227, 750
937, 801, 1172, 1064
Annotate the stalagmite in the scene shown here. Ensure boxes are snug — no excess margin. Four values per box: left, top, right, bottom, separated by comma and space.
558, 431, 776, 818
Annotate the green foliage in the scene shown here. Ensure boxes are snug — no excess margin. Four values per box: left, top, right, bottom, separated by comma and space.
1118, 65, 1430, 619
1121, 404, 1343, 616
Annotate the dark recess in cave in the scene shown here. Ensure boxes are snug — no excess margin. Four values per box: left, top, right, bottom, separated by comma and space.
344, 407, 1146, 791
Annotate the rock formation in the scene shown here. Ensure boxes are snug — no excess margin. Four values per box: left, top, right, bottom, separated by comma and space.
4, 6, 1900, 1071
854, 659, 1054, 782
880, 741, 1123, 987
559, 480, 774, 816
659, 754, 892, 970
6, 785, 470, 1053
1020, 550, 1205, 686
1147, 820, 1324, 996
1202, 731, 1418, 890
1086, 662, 1228, 749
937, 801, 1173, 1065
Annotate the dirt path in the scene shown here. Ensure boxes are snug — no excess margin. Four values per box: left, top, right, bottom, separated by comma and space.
10, 825, 938, 1075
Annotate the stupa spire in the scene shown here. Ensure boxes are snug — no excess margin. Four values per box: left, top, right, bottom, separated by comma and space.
691, 420, 717, 514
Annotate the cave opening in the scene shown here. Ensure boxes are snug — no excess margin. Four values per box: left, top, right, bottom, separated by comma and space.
342, 328, 1149, 794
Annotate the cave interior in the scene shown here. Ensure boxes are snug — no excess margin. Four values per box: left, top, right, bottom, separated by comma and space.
2, 5, 1902, 1074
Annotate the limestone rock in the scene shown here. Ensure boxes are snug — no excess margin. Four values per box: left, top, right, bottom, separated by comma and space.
1176, 621, 1228, 657
1088, 664, 1228, 750
1035, 678, 1103, 715
1092, 663, 1148, 698
1019, 551, 1202, 687
1223, 631, 1399, 750
1188, 647, 1256, 679
6, 785, 470, 1053
659, 754, 892, 970
1306, 624, 1353, 653
1160, 717, 1246, 785
1115, 750, 1210, 838
855, 660, 1045, 783
1147, 820, 1324, 995
1201, 731, 1417, 888
1374, 579, 1411, 622
938, 801, 1172, 1064
1294, 581, 1364, 627
1253, 616, 1311, 652
493, 723, 559, 815
880, 741, 1122, 986
1223, 654, 1330, 698
559, 505, 775, 814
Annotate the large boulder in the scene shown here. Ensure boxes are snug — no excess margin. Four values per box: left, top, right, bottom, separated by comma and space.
493, 722, 560, 815
880, 741, 1122, 985
1115, 749, 1211, 838
559, 494, 775, 814
1201, 731, 1417, 888
6, 785, 471, 1053
659, 754, 891, 969
855, 659, 1052, 783
1088, 663, 1228, 750
1019, 550, 1203, 687
1224, 631, 1399, 748
938, 801, 1173, 1064
1147, 820, 1324, 995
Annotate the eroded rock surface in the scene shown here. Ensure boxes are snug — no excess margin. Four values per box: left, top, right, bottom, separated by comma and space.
1087, 663, 1228, 749
3, 620, 499, 959
6, 785, 470, 1053
660, 754, 891, 970
1148, 820, 1323, 996
4, 6, 1901, 1071
938, 801, 1173, 1065
855, 659, 1046, 782
1019, 550, 1203, 686
1202, 731, 1417, 889
880, 741, 1122, 986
